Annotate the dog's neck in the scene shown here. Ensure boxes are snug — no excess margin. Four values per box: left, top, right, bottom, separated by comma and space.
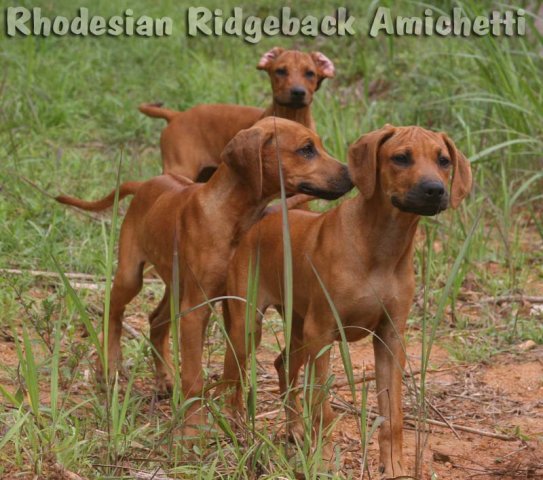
263, 102, 314, 130
340, 191, 420, 271
201, 164, 275, 238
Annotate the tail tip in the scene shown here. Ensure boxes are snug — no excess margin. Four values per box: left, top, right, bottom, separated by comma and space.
138, 101, 164, 111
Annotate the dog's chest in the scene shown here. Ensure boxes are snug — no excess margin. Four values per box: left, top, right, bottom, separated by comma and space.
333, 270, 407, 338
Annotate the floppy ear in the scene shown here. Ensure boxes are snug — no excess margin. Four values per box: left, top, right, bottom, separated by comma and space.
257, 47, 284, 70
310, 52, 335, 78
348, 125, 396, 199
441, 133, 472, 208
220, 127, 268, 196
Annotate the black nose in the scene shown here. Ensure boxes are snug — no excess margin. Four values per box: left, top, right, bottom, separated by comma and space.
421, 181, 445, 199
290, 87, 306, 98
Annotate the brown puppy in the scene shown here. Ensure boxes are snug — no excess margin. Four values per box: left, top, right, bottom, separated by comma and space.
56, 117, 352, 439
139, 47, 335, 180
220, 125, 472, 477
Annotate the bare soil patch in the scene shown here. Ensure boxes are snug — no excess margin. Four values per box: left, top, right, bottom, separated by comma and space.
1, 295, 542, 479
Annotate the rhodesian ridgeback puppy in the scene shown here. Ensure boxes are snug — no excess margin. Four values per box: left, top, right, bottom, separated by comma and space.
56, 117, 353, 440
220, 125, 472, 477
139, 47, 335, 181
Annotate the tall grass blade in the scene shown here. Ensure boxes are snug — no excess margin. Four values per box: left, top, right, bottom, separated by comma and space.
307, 258, 356, 403
0, 411, 30, 451
49, 315, 62, 424
170, 232, 182, 407
102, 150, 123, 383
422, 210, 482, 372
0, 384, 23, 408
273, 116, 294, 458
244, 253, 260, 433
469, 139, 539, 163
50, 255, 101, 362
21, 324, 41, 422
416, 210, 482, 476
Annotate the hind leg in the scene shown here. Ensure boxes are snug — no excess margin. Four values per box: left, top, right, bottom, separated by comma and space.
220, 297, 267, 415
274, 313, 306, 442
149, 287, 175, 395
97, 224, 145, 386
300, 314, 337, 468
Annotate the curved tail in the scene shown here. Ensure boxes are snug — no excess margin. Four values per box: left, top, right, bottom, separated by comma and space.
56, 181, 142, 212
138, 102, 178, 122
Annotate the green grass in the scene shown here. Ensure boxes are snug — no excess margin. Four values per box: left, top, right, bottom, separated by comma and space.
1, 0, 543, 478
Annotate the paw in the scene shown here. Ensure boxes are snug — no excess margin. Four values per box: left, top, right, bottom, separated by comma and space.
379, 463, 409, 479
287, 418, 305, 444
182, 404, 208, 437
381, 476, 413, 480
181, 423, 202, 442
94, 356, 120, 391
226, 390, 245, 415
155, 374, 174, 398
181, 414, 208, 450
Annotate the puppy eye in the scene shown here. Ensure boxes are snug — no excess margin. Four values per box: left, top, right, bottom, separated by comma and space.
438, 156, 451, 168
392, 154, 411, 167
305, 70, 315, 78
297, 143, 316, 159
275, 68, 287, 76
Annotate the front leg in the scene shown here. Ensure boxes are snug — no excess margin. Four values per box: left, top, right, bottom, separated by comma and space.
179, 290, 212, 443
219, 296, 267, 418
373, 313, 408, 479
149, 288, 174, 395
302, 320, 336, 468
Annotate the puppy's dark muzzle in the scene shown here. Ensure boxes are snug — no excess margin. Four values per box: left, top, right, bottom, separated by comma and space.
276, 89, 310, 109
297, 166, 354, 200
392, 180, 449, 216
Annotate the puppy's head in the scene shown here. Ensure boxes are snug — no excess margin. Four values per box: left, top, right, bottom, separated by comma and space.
348, 125, 472, 215
221, 117, 352, 200
257, 47, 335, 109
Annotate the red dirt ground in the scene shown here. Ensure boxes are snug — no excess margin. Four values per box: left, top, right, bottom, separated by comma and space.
1, 294, 542, 479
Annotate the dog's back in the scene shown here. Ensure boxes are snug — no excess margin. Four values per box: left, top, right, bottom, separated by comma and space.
140, 48, 335, 180
160, 104, 263, 177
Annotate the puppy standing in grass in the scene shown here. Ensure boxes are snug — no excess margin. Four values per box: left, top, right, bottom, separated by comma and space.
56, 118, 353, 439
220, 125, 472, 477
139, 47, 335, 180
